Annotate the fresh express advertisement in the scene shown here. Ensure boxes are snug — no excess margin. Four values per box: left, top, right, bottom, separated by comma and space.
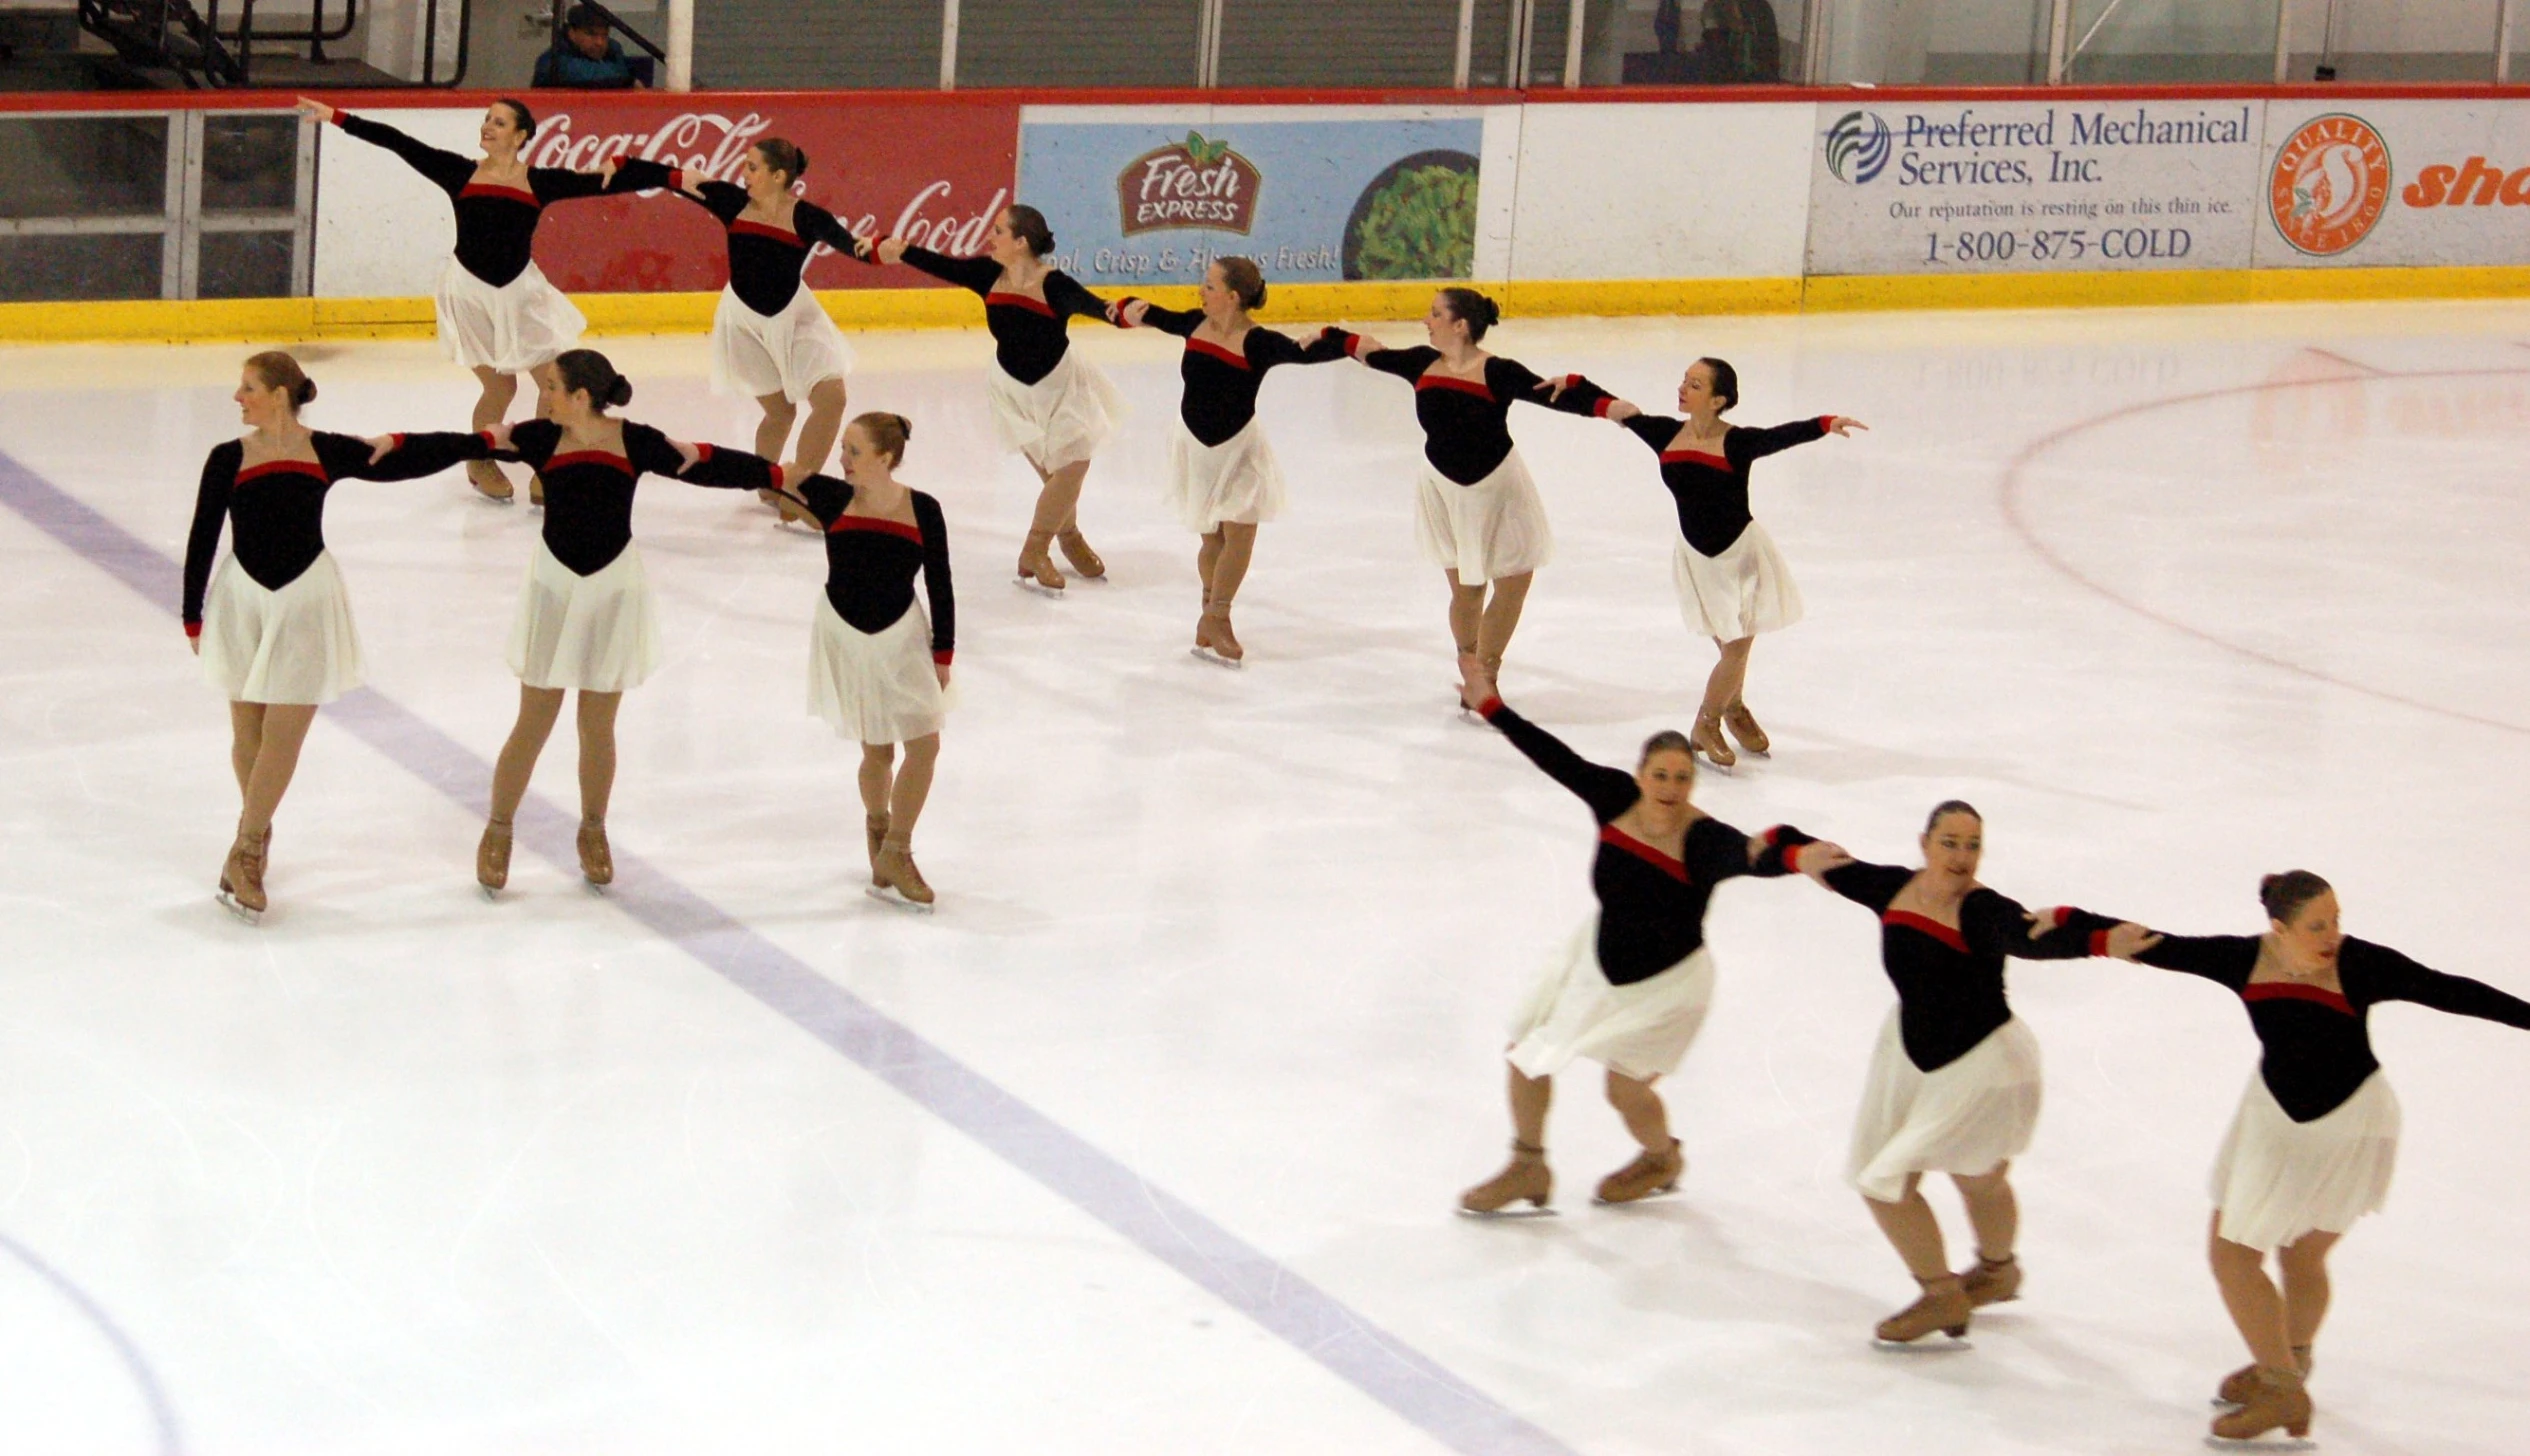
1015, 114, 1486, 286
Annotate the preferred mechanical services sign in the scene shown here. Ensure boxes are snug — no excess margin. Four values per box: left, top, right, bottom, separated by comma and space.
1019, 114, 1485, 285
1806, 100, 2264, 275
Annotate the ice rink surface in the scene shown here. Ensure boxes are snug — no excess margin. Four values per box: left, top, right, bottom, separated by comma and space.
1, 300, 2526, 1455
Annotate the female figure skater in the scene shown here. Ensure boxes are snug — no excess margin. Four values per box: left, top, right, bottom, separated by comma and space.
182, 351, 500, 920
1766, 807, 2121, 1346
1547, 361, 1862, 768
296, 95, 627, 504
1453, 655, 1794, 1215
872, 206, 1127, 593
1307, 290, 1562, 699
609, 140, 870, 518
473, 349, 777, 893
1118, 256, 1336, 664
2090, 873, 2530, 1443
768, 413, 954, 908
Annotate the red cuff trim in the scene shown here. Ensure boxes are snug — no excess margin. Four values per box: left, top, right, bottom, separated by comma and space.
694, 442, 715, 462
1475, 695, 1504, 718
1592, 397, 1614, 418
1344, 333, 1366, 359
2089, 929, 2109, 957
185, 620, 202, 639
1817, 415, 1836, 430
389, 432, 407, 451
477, 429, 498, 447
1783, 842, 1805, 873
669, 167, 687, 190
1112, 296, 1143, 324
932, 650, 953, 665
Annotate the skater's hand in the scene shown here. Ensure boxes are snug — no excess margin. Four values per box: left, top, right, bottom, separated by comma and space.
1121, 298, 1150, 328
2024, 905, 2065, 939
934, 662, 952, 689
874, 237, 910, 266
2102, 923, 2161, 959
1793, 840, 1851, 880
1605, 400, 1641, 422
481, 422, 515, 451
187, 632, 200, 657
1826, 416, 1868, 436
361, 433, 400, 466
294, 97, 336, 125
597, 156, 620, 184
852, 235, 875, 260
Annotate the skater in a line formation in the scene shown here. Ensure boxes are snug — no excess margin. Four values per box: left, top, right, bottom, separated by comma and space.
610, 141, 871, 518
1118, 256, 1339, 664
298, 96, 633, 505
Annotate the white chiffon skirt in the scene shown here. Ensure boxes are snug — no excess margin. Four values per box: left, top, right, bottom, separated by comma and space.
505, 540, 659, 693
436, 259, 585, 374
2210, 1071, 2400, 1253
1847, 1013, 2042, 1203
806, 597, 950, 745
986, 351, 1126, 473
200, 552, 364, 705
710, 285, 855, 403
1414, 450, 1552, 585
1505, 916, 1714, 1084
1673, 524, 1803, 641
1164, 418, 1285, 533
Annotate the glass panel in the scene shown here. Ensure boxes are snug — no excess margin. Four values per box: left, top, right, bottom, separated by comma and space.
1815, 0, 2050, 86
1613, 0, 1800, 83
1217, 0, 1463, 88
201, 115, 300, 213
199, 230, 297, 300
957, 0, 1202, 87
0, 115, 168, 220
2064, 0, 2281, 84
0, 233, 163, 302
693, 0, 936, 89
2292, 0, 2500, 83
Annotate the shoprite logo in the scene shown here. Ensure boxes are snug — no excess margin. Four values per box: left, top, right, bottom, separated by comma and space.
1118, 131, 1262, 236
1824, 111, 1892, 185
2269, 114, 2391, 257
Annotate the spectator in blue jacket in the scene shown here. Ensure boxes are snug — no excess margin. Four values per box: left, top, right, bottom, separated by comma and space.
532, 4, 645, 89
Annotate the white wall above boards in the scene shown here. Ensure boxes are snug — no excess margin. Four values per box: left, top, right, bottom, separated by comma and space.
1507, 102, 1814, 280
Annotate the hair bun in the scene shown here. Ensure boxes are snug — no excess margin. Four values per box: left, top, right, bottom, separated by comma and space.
896, 414, 913, 440
607, 378, 633, 408
295, 379, 318, 406
1481, 298, 1502, 327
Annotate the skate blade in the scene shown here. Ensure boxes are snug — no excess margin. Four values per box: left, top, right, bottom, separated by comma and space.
1591, 1185, 1682, 1207
214, 890, 264, 926
1190, 645, 1245, 670
1013, 576, 1066, 598
864, 884, 937, 914
1455, 1204, 1558, 1220
478, 883, 503, 902
583, 879, 610, 897
2204, 1437, 2313, 1452
1872, 1336, 1972, 1354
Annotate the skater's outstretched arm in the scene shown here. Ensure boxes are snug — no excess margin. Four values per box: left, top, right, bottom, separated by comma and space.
886, 244, 1003, 295
1473, 698, 1640, 825
181, 442, 242, 643
915, 491, 955, 668
319, 430, 494, 483
2345, 940, 2530, 1028
1727, 416, 1865, 465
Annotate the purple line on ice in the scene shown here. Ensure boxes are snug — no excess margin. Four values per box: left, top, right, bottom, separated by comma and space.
0, 449, 1577, 1456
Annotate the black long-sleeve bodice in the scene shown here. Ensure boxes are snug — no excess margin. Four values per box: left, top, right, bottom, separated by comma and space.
1549, 379, 1831, 556
1125, 303, 1328, 446
2127, 932, 2530, 1121
183, 430, 493, 628
612, 159, 867, 316
790, 476, 956, 663
1319, 331, 1558, 486
897, 247, 1123, 385
1477, 698, 1787, 984
497, 420, 767, 576
336, 114, 622, 288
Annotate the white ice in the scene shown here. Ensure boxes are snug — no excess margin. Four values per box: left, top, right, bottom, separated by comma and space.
1, 302, 2526, 1455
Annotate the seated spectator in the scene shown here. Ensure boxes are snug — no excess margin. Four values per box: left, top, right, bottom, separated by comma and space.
533, 4, 645, 90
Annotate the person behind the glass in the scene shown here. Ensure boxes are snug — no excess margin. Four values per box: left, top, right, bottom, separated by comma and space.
532, 4, 646, 90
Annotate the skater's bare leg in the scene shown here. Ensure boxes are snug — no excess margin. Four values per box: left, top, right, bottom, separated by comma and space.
1867, 1175, 1953, 1283
792, 377, 847, 477
1701, 635, 1754, 720
887, 734, 938, 835
753, 391, 797, 462
489, 685, 565, 825
1209, 521, 1257, 604
573, 690, 621, 823
1196, 530, 1223, 608
1474, 571, 1533, 667
1507, 1063, 1551, 1147
1031, 459, 1091, 537
2209, 1213, 2299, 1371
2278, 1228, 2340, 1352
1604, 1068, 1670, 1151
236, 702, 315, 834
471, 366, 518, 434
1445, 571, 1483, 658
1952, 1164, 2018, 1264
857, 743, 896, 820
229, 701, 265, 797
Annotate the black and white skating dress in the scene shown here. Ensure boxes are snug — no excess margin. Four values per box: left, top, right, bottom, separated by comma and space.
1477, 696, 1789, 1080
612, 160, 863, 404
785, 474, 956, 744
183, 430, 495, 704
333, 113, 621, 373
2124, 931, 2530, 1251
1767, 833, 2114, 1200
1120, 302, 1331, 533
1317, 330, 1560, 583
897, 246, 1126, 471
495, 421, 770, 692
1550, 378, 1829, 640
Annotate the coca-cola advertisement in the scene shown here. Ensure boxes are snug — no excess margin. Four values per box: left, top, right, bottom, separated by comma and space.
517, 94, 1020, 292
1018, 114, 1484, 285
